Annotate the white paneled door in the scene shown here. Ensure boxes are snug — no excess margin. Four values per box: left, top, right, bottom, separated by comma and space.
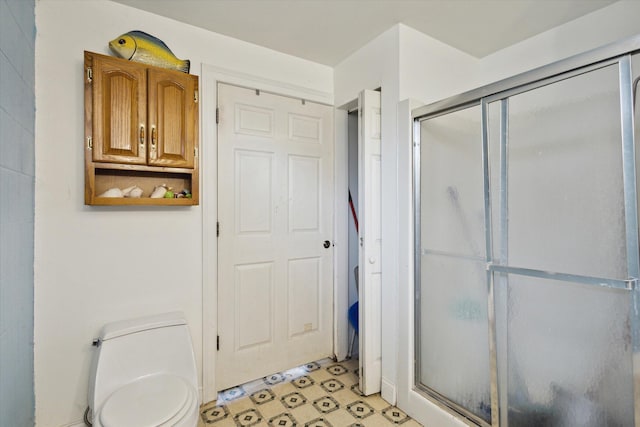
217, 83, 334, 390
358, 89, 382, 395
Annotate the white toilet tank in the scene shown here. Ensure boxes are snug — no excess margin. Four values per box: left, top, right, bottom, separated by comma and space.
89, 312, 199, 427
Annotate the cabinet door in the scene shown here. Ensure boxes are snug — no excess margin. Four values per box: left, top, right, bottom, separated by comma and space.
147, 69, 197, 168
91, 54, 147, 164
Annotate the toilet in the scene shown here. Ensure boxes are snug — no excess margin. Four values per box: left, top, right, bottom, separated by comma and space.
88, 312, 199, 427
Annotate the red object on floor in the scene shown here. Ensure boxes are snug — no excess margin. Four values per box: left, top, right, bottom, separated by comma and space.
349, 190, 358, 233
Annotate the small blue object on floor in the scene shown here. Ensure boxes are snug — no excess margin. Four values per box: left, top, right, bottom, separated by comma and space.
348, 302, 359, 331
348, 301, 359, 358
348, 265, 360, 359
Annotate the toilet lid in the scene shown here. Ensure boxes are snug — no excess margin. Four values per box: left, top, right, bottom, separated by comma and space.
100, 374, 193, 427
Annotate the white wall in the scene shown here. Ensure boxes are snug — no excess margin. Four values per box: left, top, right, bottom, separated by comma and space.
335, 26, 399, 108
399, 0, 640, 109
399, 25, 479, 104
34, 1, 332, 426
477, 0, 640, 86
0, 0, 35, 426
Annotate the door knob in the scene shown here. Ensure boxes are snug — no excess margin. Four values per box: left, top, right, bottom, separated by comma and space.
323, 240, 331, 248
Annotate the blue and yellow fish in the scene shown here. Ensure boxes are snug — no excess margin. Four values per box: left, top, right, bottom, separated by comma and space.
109, 30, 190, 73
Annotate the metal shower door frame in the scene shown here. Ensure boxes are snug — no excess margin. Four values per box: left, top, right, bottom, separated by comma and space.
413, 42, 640, 426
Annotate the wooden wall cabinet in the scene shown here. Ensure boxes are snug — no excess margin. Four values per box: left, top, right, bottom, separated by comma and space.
84, 51, 199, 205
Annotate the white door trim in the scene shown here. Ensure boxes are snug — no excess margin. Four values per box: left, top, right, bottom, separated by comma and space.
200, 63, 343, 403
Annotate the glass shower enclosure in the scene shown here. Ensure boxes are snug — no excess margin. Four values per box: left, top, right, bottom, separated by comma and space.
413, 37, 640, 427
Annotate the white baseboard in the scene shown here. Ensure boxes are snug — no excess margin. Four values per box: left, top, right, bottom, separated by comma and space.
381, 377, 397, 405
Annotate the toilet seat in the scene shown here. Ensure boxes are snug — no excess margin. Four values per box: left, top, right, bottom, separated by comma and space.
99, 374, 196, 427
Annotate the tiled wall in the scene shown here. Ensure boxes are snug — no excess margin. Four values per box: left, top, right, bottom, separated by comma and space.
0, 0, 36, 426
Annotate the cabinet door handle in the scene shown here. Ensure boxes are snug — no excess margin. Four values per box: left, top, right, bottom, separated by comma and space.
150, 126, 157, 159
151, 126, 157, 148
139, 125, 145, 147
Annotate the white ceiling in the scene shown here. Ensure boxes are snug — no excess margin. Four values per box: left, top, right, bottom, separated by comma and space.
111, 0, 618, 66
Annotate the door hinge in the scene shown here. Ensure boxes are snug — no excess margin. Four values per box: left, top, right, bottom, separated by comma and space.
194, 90, 198, 103
86, 67, 93, 83
216, 107, 220, 124
217, 335, 220, 351
87, 136, 93, 150
194, 147, 198, 157
217, 221, 220, 237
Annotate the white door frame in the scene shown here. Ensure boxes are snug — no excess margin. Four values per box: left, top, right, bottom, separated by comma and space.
200, 63, 346, 402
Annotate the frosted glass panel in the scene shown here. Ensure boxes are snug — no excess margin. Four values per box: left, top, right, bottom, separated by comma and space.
505, 274, 633, 426
420, 106, 485, 258
419, 255, 491, 422
501, 65, 627, 279
418, 104, 490, 422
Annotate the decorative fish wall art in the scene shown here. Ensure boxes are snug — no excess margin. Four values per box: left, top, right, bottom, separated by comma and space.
108, 30, 190, 73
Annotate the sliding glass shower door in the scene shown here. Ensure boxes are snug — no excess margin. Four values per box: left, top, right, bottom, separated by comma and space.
415, 53, 640, 426
416, 105, 492, 424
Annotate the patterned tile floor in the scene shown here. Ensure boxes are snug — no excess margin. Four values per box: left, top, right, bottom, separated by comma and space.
199, 358, 423, 426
